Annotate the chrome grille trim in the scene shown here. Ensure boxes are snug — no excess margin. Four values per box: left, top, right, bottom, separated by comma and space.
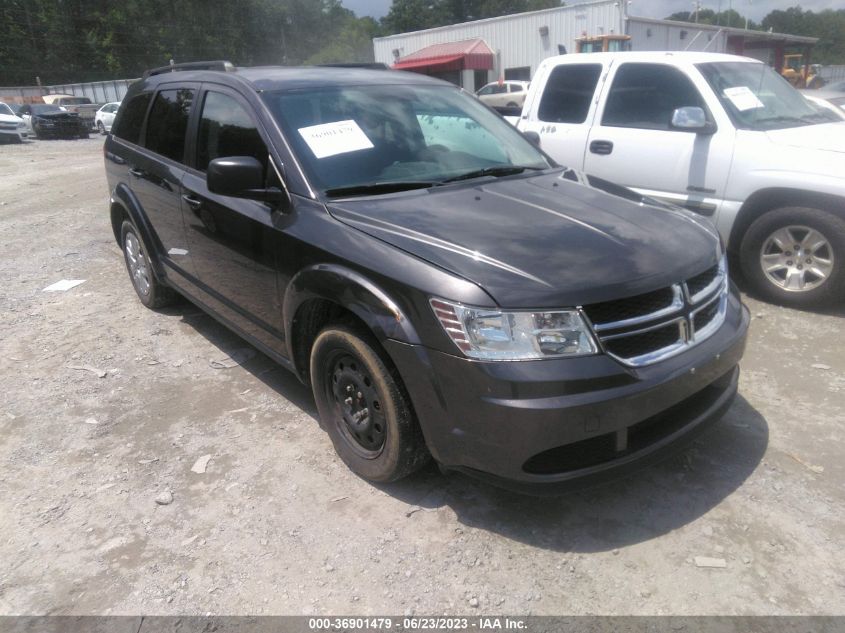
592, 285, 684, 333
587, 255, 728, 367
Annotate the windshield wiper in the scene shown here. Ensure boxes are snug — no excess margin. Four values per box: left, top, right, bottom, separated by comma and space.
752, 115, 805, 128
325, 181, 439, 198
440, 165, 545, 184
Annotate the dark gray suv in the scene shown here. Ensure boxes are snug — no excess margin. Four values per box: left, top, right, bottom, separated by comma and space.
103, 61, 749, 493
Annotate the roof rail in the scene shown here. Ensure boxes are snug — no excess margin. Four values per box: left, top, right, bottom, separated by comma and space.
317, 62, 390, 70
143, 60, 236, 78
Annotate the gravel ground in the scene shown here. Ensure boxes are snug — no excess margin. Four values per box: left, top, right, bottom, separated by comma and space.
0, 138, 843, 616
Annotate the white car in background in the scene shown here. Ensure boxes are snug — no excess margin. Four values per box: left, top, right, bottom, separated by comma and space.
0, 102, 28, 142
95, 102, 121, 134
476, 80, 530, 109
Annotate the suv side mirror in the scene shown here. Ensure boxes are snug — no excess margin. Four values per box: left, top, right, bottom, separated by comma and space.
670, 107, 716, 134
207, 156, 286, 204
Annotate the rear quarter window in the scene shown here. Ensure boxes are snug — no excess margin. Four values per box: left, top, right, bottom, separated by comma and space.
112, 93, 152, 145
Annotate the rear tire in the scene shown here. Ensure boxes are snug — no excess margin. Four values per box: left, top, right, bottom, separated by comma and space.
739, 206, 845, 308
120, 220, 178, 309
310, 322, 430, 482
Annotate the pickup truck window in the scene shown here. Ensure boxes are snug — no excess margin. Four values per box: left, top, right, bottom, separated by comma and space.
696, 61, 840, 130
537, 64, 602, 124
263, 84, 549, 193
144, 89, 195, 162
113, 93, 151, 145
197, 91, 268, 174
602, 63, 707, 131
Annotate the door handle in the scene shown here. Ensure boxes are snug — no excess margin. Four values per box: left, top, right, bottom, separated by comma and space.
589, 140, 614, 155
181, 194, 203, 210
129, 168, 145, 177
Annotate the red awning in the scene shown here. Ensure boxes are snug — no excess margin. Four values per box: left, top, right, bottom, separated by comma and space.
393, 39, 495, 72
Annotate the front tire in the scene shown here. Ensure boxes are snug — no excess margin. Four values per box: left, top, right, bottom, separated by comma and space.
310, 322, 430, 482
120, 220, 178, 309
739, 206, 845, 308
97, 121, 106, 135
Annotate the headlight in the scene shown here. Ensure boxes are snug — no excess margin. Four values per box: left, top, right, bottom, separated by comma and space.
430, 298, 597, 360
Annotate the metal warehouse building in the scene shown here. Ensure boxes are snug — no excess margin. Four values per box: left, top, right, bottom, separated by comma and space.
373, 0, 817, 92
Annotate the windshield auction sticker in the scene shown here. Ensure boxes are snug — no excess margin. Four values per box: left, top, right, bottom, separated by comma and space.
298, 119, 374, 159
723, 86, 764, 111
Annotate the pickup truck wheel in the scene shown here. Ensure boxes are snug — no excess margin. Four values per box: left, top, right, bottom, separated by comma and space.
120, 221, 178, 309
740, 206, 845, 308
310, 323, 430, 482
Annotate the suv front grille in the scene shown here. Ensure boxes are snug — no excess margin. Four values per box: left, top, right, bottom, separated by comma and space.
582, 287, 675, 325
583, 256, 728, 366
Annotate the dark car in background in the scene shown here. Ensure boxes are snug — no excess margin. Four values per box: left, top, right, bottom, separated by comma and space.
103, 62, 749, 493
18, 103, 89, 139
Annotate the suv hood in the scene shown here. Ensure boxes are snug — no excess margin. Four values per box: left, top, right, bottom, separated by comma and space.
766, 122, 845, 154
328, 170, 721, 307
0, 114, 23, 124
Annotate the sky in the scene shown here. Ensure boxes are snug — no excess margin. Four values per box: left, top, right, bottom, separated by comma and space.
342, 0, 845, 22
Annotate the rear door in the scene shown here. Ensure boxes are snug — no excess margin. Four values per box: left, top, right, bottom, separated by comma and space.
519, 62, 605, 170
180, 85, 285, 349
124, 84, 198, 277
582, 62, 734, 217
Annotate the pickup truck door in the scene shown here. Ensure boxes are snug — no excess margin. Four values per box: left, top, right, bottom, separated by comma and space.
519, 62, 605, 170
582, 62, 734, 218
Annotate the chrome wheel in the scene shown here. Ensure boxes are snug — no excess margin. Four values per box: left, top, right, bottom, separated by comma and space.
124, 232, 151, 296
759, 225, 834, 292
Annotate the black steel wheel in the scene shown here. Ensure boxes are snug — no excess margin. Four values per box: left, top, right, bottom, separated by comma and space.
310, 322, 430, 482
120, 220, 178, 309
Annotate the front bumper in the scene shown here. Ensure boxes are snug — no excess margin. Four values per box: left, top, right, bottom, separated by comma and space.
385, 288, 749, 493
0, 128, 27, 141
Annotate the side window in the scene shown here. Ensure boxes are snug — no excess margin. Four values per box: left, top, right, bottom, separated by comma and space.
537, 64, 602, 123
144, 88, 195, 162
602, 63, 707, 131
112, 93, 152, 145
196, 91, 268, 175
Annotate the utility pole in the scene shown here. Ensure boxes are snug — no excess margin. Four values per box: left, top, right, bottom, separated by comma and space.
692, 0, 701, 23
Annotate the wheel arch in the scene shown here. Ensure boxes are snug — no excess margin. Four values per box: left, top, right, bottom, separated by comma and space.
729, 188, 845, 253
109, 183, 168, 282
283, 264, 422, 383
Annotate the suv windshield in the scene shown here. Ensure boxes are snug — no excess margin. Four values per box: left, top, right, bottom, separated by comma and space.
697, 61, 841, 130
0, 103, 14, 116
60, 97, 91, 105
262, 84, 550, 194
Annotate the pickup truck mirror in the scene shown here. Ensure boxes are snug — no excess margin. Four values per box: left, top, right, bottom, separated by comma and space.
522, 130, 541, 147
207, 156, 287, 206
670, 107, 716, 134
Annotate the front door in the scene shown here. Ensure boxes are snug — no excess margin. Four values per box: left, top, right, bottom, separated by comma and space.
582, 62, 735, 218
180, 87, 286, 351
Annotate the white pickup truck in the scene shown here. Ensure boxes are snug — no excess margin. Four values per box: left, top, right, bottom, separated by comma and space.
516, 51, 845, 308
